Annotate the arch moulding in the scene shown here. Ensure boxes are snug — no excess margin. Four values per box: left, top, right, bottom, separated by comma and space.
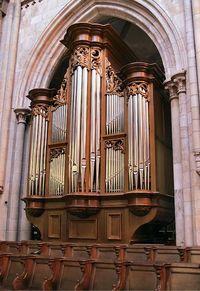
16, 0, 187, 108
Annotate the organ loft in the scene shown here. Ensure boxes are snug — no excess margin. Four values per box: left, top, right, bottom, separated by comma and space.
24, 23, 174, 243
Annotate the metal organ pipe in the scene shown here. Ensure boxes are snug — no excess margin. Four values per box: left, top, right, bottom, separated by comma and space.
127, 83, 150, 191
90, 69, 96, 192
80, 67, 88, 192
29, 106, 48, 196
96, 72, 101, 192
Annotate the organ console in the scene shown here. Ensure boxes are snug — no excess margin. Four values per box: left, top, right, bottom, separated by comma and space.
24, 23, 174, 243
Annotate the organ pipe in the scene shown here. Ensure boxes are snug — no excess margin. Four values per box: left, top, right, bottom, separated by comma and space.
28, 36, 155, 198
127, 82, 150, 190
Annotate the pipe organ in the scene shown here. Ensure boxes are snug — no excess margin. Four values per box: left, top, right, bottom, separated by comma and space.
25, 23, 174, 243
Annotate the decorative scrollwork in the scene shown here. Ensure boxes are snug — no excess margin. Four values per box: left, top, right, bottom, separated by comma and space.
50, 148, 66, 162
91, 47, 102, 74
126, 82, 149, 99
71, 46, 89, 71
105, 140, 125, 153
32, 105, 48, 119
53, 70, 68, 108
106, 60, 123, 96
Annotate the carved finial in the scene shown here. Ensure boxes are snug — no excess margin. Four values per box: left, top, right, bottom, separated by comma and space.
14, 108, 31, 124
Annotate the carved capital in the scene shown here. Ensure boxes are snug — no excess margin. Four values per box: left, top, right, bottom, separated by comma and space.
164, 80, 178, 101
194, 151, 200, 175
126, 82, 149, 99
71, 46, 90, 71
172, 72, 186, 94
32, 104, 49, 119
14, 108, 31, 124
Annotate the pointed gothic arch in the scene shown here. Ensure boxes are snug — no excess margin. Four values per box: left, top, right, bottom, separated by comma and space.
15, 0, 187, 108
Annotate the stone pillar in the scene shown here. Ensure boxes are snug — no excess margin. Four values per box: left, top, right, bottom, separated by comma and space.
184, 0, 200, 245
0, 0, 21, 195
6, 108, 31, 241
165, 80, 185, 246
192, 0, 200, 99
173, 72, 193, 246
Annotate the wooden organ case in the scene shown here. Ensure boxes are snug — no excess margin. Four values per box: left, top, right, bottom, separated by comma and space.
24, 23, 174, 243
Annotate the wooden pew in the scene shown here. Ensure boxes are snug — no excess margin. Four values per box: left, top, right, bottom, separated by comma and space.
166, 262, 200, 290
12, 255, 53, 290
0, 253, 25, 290
42, 258, 91, 291
113, 261, 169, 291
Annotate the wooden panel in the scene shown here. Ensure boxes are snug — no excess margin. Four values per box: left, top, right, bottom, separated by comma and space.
107, 213, 121, 240
69, 219, 97, 239
48, 214, 61, 238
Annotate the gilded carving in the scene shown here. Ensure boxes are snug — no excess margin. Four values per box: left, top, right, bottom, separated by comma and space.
126, 82, 149, 99
105, 139, 125, 153
50, 148, 66, 161
32, 105, 48, 119
106, 61, 123, 96
91, 47, 102, 74
53, 70, 68, 108
71, 46, 89, 71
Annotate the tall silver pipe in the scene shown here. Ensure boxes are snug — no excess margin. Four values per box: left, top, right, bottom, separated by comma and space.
38, 114, 45, 195
74, 66, 82, 191
96, 73, 101, 192
42, 119, 48, 195
29, 116, 36, 195
138, 94, 144, 189
128, 95, 133, 190
90, 69, 96, 191
69, 72, 75, 191
35, 114, 42, 194
142, 97, 147, 189
81, 67, 88, 192
32, 115, 39, 194
133, 94, 139, 189
106, 95, 109, 134
146, 100, 150, 189
71, 69, 77, 192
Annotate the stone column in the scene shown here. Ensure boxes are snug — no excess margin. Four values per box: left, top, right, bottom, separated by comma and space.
192, 0, 200, 100
165, 80, 185, 246
0, 0, 21, 195
6, 108, 31, 241
173, 72, 193, 246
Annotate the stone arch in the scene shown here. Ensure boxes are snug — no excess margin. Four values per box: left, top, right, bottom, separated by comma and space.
16, 0, 187, 107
